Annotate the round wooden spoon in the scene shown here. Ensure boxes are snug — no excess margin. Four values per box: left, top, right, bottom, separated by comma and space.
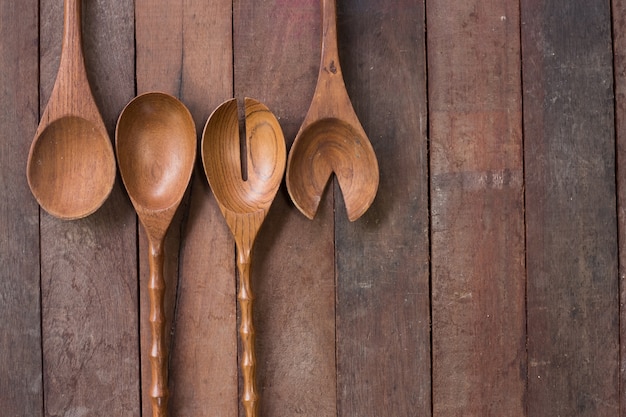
116, 92, 196, 417
27, 0, 115, 219
286, 0, 379, 222
202, 98, 286, 417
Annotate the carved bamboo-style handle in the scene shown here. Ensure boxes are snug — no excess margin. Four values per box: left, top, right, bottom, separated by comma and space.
237, 252, 258, 417
148, 238, 168, 417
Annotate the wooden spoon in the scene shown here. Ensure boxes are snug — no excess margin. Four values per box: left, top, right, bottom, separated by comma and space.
26, 0, 115, 220
201, 98, 286, 417
286, 0, 379, 222
116, 92, 196, 417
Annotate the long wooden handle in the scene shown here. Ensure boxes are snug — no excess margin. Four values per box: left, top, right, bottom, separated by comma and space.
59, 0, 92, 110
61, 0, 85, 67
320, 0, 340, 74
237, 255, 258, 417
148, 238, 168, 417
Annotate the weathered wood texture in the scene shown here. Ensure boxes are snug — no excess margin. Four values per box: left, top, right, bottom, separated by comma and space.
39, 0, 138, 416
4, 1, 626, 416
28, 0, 116, 221
614, 1, 626, 415
0, 1, 42, 416
233, 1, 337, 416
135, 1, 236, 416
428, 0, 526, 415
522, 0, 619, 415
335, 1, 430, 416
134, 2, 184, 415
169, 1, 237, 416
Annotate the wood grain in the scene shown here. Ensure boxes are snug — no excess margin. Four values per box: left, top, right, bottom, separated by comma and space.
134, 2, 185, 415
286, 0, 379, 223
202, 98, 287, 417
0, 1, 42, 415
116, 92, 197, 417
27, 0, 116, 220
612, 1, 626, 415
234, 1, 337, 416
522, 1, 619, 415
39, 0, 139, 415
335, 1, 431, 416
6, 2, 626, 415
167, 1, 237, 416
428, 0, 526, 415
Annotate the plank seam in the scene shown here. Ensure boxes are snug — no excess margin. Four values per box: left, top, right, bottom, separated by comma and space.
36, 0, 46, 415
422, 0, 435, 415
517, 0, 530, 414
609, 1, 623, 415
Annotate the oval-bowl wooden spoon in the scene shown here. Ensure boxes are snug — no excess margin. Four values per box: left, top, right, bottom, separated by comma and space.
116, 92, 196, 417
286, 0, 379, 222
27, 0, 115, 219
202, 97, 286, 417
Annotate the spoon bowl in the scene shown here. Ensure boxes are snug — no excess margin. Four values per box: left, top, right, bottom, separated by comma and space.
287, 117, 378, 221
203, 98, 284, 216
27, 0, 115, 220
116, 92, 196, 417
202, 97, 285, 417
116, 94, 197, 215
28, 116, 115, 219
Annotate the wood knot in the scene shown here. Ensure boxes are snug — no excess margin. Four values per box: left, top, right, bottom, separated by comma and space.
329, 60, 337, 74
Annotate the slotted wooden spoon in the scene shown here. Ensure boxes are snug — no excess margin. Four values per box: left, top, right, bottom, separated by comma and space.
286, 0, 379, 221
27, 0, 115, 219
116, 92, 196, 417
202, 98, 286, 417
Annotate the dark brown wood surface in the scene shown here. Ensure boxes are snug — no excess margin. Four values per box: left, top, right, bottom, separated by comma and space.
2, 1, 626, 416
0, 1, 42, 416
614, 1, 626, 415
335, 1, 430, 416
233, 2, 337, 416
522, 0, 619, 415
428, 0, 526, 415
39, 0, 138, 416
134, 2, 185, 415
169, 1, 237, 416
135, 1, 237, 416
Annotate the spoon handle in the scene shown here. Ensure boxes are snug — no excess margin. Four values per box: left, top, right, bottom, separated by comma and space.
320, 0, 341, 76
237, 254, 258, 417
61, 0, 85, 72
148, 238, 169, 417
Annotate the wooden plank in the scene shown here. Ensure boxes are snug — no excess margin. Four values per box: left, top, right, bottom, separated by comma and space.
167, 1, 238, 416
521, 0, 619, 415
334, 1, 430, 416
428, 1, 526, 415
136, 1, 236, 414
233, 1, 337, 415
134, 2, 185, 416
0, 1, 42, 416
39, 0, 139, 415
613, 1, 626, 415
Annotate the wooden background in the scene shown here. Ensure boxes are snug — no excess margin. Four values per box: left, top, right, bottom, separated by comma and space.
1, 0, 624, 416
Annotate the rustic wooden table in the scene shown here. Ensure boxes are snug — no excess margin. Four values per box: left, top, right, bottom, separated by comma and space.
2, 0, 625, 416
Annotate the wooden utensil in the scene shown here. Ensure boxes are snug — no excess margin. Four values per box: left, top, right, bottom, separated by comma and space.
201, 98, 286, 417
26, 0, 116, 220
116, 92, 196, 417
286, 0, 378, 221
